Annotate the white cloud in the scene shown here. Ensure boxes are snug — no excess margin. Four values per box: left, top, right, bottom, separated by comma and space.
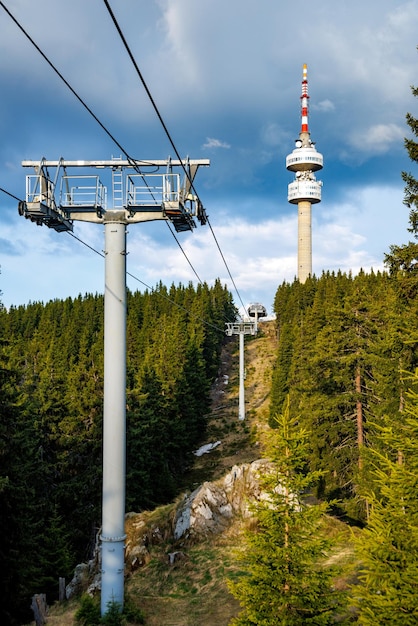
1, 181, 409, 311
314, 99, 335, 113
348, 123, 405, 155
123, 182, 408, 313
202, 138, 231, 150
314, 184, 408, 276
1, 1, 416, 310
260, 123, 291, 148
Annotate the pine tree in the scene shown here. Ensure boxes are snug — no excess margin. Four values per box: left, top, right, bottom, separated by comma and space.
384, 79, 418, 300
228, 399, 342, 625
402, 80, 418, 235
352, 370, 418, 625
269, 321, 294, 423
0, 333, 50, 624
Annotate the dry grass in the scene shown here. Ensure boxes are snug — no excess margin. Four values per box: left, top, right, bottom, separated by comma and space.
182, 321, 278, 489
33, 600, 78, 625
126, 531, 243, 626
122, 325, 279, 625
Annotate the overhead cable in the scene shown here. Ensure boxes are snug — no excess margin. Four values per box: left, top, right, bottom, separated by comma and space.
0, 187, 21, 201
102, 0, 201, 201
0, 2, 206, 284
207, 217, 247, 314
1, 2, 244, 320
69, 231, 225, 331
102, 0, 247, 317
0, 186, 227, 330
165, 222, 203, 284
0, 2, 137, 166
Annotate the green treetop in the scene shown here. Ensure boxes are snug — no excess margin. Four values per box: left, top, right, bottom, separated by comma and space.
228, 398, 342, 625
352, 370, 418, 625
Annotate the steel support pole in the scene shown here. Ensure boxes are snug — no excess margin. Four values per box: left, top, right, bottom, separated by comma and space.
254, 311, 259, 333
238, 331, 245, 420
101, 216, 127, 615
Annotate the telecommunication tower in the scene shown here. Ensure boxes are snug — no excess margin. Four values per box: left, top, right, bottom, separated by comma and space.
286, 64, 323, 283
18, 156, 209, 616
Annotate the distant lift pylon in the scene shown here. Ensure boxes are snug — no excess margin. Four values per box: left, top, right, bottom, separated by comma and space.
247, 302, 267, 332
225, 321, 257, 421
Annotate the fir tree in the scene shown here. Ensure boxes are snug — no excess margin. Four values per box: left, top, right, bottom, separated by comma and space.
228, 399, 342, 625
269, 321, 294, 423
402, 79, 418, 235
0, 334, 50, 624
352, 370, 418, 625
385, 78, 418, 300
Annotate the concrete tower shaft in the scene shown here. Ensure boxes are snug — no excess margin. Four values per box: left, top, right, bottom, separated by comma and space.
285, 64, 323, 283
297, 201, 312, 279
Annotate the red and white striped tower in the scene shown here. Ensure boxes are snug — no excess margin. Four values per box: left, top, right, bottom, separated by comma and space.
301, 63, 309, 133
286, 64, 323, 283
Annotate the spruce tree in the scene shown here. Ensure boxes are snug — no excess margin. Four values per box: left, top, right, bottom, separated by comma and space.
126, 366, 175, 509
0, 333, 50, 624
269, 321, 294, 423
384, 80, 418, 300
352, 370, 418, 625
228, 399, 342, 625
0, 282, 235, 622
402, 80, 418, 235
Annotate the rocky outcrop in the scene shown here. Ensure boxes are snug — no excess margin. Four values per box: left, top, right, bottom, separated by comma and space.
65, 557, 101, 600
173, 459, 272, 541
66, 459, 273, 598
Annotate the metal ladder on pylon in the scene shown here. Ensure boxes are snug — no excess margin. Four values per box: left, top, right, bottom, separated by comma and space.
112, 157, 124, 209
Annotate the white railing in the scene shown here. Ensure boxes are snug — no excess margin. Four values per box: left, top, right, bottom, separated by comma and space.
126, 173, 180, 207
60, 175, 107, 208
26, 175, 55, 205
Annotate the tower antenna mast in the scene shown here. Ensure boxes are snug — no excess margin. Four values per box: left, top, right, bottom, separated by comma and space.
286, 64, 323, 283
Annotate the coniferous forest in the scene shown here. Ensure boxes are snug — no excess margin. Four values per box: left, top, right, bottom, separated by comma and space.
270, 265, 418, 520
0, 280, 236, 625
3, 258, 418, 624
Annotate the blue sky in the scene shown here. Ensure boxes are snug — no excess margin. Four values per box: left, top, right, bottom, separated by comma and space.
0, 0, 417, 314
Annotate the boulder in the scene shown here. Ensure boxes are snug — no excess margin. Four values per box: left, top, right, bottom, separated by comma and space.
174, 459, 272, 540
66, 560, 97, 599
66, 459, 276, 595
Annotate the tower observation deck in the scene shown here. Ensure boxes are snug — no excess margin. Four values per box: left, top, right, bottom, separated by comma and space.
285, 64, 323, 282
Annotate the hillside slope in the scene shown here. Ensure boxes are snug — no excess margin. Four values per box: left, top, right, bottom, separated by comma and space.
43, 321, 277, 625
184, 319, 277, 487
44, 320, 358, 625
123, 321, 280, 626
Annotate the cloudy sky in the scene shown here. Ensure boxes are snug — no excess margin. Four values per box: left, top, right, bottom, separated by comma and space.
0, 0, 417, 314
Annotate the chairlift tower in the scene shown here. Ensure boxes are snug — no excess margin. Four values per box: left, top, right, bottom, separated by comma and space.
225, 321, 256, 420
247, 302, 267, 333
19, 156, 209, 616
